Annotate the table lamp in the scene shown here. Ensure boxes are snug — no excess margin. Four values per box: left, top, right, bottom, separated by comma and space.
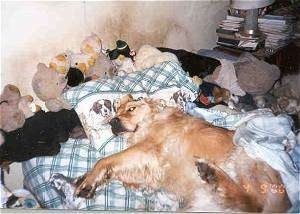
230, 0, 275, 37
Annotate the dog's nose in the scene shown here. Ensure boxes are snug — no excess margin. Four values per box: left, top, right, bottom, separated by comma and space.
109, 117, 120, 127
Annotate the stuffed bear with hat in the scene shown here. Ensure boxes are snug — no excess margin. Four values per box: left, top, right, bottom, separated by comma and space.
107, 40, 136, 75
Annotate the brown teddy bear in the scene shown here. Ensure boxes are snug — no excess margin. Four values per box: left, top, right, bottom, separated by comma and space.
32, 63, 72, 112
0, 84, 40, 133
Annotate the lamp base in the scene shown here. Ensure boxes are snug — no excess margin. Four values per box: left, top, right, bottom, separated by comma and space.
240, 29, 260, 39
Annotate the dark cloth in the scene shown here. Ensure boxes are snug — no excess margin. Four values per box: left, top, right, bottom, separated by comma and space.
157, 47, 221, 78
0, 109, 83, 163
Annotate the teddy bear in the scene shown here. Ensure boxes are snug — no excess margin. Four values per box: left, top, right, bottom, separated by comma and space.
32, 63, 72, 112
134, 44, 179, 71
49, 50, 85, 87
49, 50, 73, 75
80, 33, 117, 79
0, 84, 41, 133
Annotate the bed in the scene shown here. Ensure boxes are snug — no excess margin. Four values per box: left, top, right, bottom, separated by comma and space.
21, 59, 300, 211
22, 61, 198, 210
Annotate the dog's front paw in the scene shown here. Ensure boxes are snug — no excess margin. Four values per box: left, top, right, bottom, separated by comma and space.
74, 172, 100, 199
74, 165, 113, 199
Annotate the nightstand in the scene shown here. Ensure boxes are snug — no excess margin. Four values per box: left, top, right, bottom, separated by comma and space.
214, 42, 300, 75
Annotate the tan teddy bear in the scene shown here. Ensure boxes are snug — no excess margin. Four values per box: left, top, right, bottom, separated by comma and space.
32, 63, 72, 112
80, 33, 116, 79
0, 84, 40, 132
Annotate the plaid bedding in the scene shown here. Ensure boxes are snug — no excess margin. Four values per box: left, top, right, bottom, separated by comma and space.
22, 61, 198, 210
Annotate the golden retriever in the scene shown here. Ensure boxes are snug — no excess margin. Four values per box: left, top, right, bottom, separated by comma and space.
75, 94, 291, 212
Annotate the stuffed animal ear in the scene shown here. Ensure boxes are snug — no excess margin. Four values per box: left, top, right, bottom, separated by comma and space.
37, 63, 47, 71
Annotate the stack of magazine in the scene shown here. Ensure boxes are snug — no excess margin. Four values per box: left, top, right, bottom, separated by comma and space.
258, 15, 296, 50
216, 15, 263, 51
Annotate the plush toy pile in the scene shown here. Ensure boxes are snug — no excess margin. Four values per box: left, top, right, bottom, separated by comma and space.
30, 33, 187, 112
0, 84, 85, 165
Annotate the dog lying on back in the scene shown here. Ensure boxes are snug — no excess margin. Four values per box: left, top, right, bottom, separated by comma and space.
75, 94, 291, 212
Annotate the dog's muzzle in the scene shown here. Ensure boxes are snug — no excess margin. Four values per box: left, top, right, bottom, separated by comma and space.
109, 117, 128, 135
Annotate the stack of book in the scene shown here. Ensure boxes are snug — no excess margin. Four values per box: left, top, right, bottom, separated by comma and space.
216, 15, 262, 51
258, 15, 296, 50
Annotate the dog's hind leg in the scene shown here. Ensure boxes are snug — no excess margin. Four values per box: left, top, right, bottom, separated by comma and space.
195, 159, 263, 212
74, 142, 163, 198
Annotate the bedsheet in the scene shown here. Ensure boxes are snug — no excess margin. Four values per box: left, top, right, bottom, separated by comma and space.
22, 61, 198, 210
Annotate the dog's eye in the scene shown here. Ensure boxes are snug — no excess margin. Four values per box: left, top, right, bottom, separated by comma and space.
128, 106, 136, 112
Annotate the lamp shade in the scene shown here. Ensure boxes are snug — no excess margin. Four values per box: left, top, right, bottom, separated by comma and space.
230, 0, 275, 10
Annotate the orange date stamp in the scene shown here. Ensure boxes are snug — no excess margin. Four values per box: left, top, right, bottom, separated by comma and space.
242, 183, 286, 194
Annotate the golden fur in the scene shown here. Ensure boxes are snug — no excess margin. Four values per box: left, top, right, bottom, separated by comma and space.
75, 94, 291, 212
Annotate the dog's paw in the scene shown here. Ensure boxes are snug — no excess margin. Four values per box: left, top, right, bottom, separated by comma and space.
195, 160, 218, 184
74, 165, 113, 199
74, 172, 99, 199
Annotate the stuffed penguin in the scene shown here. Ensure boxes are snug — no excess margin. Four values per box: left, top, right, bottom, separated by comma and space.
108, 40, 133, 60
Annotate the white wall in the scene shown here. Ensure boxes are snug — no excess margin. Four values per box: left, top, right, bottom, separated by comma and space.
1, 0, 229, 190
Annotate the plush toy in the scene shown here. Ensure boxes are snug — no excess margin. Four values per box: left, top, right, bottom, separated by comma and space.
32, 63, 72, 112
80, 33, 102, 60
193, 81, 230, 108
70, 53, 94, 76
49, 50, 73, 75
157, 47, 221, 79
107, 40, 133, 60
0, 84, 40, 132
0, 109, 85, 164
49, 51, 85, 87
80, 33, 116, 79
134, 44, 179, 71
111, 55, 136, 75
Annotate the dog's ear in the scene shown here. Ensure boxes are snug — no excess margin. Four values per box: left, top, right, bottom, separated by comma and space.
114, 94, 134, 111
